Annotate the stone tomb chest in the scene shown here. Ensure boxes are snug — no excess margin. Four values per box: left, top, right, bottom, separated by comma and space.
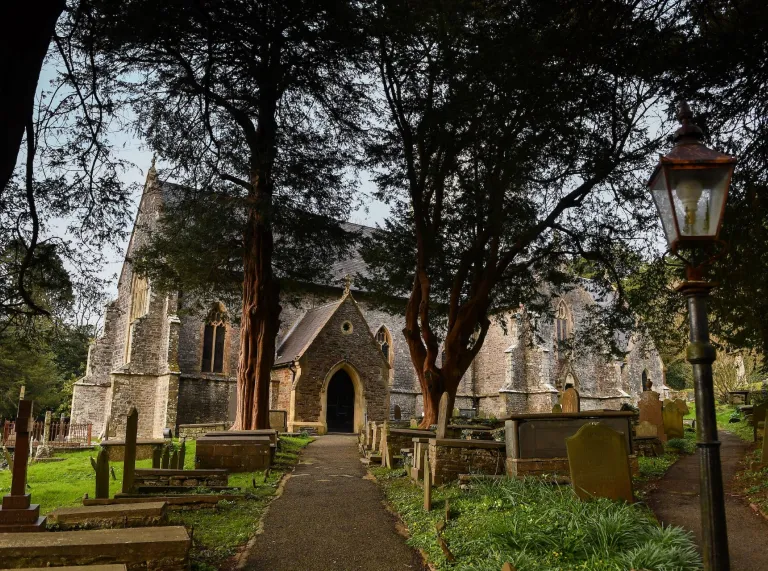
195, 435, 272, 472
505, 411, 637, 479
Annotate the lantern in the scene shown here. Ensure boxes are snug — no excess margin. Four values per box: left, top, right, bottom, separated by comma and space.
648, 102, 736, 251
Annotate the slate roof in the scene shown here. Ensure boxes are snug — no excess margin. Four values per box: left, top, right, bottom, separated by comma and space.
274, 300, 343, 365
328, 222, 376, 291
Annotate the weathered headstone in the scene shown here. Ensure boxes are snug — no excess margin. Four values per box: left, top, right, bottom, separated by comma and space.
561, 388, 580, 413
423, 451, 432, 511
410, 418, 419, 429
178, 439, 186, 470
552, 404, 563, 414
761, 428, 768, 465
170, 449, 179, 470
95, 447, 110, 499
566, 422, 633, 503
436, 392, 450, 439
751, 401, 768, 442
121, 407, 138, 494
674, 398, 690, 416
638, 391, 665, 442
0, 399, 46, 531
663, 401, 684, 440
152, 446, 162, 469
635, 420, 658, 438
161, 445, 170, 469
34, 410, 53, 460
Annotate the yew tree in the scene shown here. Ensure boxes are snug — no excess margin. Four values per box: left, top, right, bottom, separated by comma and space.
81, 0, 367, 429
362, 0, 683, 426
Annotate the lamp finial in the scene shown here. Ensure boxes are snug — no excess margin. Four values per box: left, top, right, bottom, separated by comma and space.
673, 100, 703, 143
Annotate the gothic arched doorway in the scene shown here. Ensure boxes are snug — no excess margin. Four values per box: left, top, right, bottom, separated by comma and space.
326, 369, 355, 433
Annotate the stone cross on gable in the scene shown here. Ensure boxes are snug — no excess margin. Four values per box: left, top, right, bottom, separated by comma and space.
343, 274, 352, 295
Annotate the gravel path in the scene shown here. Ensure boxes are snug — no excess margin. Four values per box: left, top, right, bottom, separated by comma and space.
241, 434, 425, 571
645, 431, 768, 571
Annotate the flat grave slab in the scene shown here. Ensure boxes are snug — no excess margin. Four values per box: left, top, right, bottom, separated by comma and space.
1, 566, 126, 571
48, 502, 167, 530
0, 526, 190, 570
84, 494, 242, 509
133, 468, 229, 490
99, 440, 164, 461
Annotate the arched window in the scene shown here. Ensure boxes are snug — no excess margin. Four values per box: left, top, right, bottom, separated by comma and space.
375, 326, 393, 365
641, 369, 650, 392
555, 300, 570, 343
202, 302, 228, 373
125, 274, 151, 363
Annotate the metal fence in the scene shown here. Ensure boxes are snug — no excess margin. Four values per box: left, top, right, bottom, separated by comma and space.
1, 420, 92, 447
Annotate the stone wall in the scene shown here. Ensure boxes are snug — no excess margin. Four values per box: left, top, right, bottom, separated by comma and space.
429, 439, 506, 485
70, 383, 109, 437
178, 422, 229, 439
133, 468, 228, 489
176, 376, 235, 427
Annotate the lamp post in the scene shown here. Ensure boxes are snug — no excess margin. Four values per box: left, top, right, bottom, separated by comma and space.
648, 101, 737, 571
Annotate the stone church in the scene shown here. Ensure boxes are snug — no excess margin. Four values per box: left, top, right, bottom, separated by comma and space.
70, 166, 667, 438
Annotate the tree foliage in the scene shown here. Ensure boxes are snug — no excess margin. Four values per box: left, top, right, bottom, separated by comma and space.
80, 0, 369, 427
361, 0, 684, 424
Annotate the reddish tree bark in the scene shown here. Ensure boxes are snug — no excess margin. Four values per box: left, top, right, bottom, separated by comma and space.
0, 0, 65, 193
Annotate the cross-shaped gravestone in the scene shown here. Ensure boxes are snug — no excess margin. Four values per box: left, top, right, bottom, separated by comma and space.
0, 400, 46, 531
436, 392, 450, 439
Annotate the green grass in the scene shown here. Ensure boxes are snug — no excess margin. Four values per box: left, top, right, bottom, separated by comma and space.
685, 403, 755, 442
0, 435, 313, 571
635, 430, 697, 486
372, 467, 702, 571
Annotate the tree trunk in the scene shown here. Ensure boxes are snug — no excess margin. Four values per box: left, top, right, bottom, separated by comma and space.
233, 174, 280, 430
0, 0, 65, 193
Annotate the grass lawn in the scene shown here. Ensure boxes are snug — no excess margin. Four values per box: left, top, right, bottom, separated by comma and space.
371, 467, 702, 571
0, 435, 312, 571
635, 429, 697, 490
684, 403, 754, 442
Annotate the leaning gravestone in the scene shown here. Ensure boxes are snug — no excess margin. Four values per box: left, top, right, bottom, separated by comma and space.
436, 392, 450, 439
663, 400, 684, 440
170, 450, 178, 470
751, 401, 768, 442
121, 407, 138, 494
638, 391, 666, 442
561, 387, 580, 413
152, 446, 162, 469
423, 451, 432, 511
566, 422, 633, 503
178, 439, 186, 470
161, 446, 170, 469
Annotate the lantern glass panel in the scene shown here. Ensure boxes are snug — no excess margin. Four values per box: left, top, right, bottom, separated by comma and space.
649, 168, 678, 246
667, 166, 731, 239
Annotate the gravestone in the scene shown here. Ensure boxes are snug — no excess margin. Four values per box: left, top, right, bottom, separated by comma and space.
423, 451, 432, 511
761, 427, 768, 465
95, 447, 110, 499
178, 440, 186, 470
561, 388, 580, 413
751, 401, 768, 442
161, 446, 170, 469
663, 401, 684, 440
170, 450, 178, 470
552, 404, 563, 413
674, 399, 690, 416
121, 407, 138, 494
436, 392, 450, 439
635, 420, 658, 438
410, 419, 419, 429
638, 391, 665, 442
566, 422, 633, 503
0, 399, 46, 531
152, 447, 162, 469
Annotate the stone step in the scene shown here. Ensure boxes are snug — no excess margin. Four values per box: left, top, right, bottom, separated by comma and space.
48, 502, 167, 530
1, 566, 126, 571
0, 526, 190, 570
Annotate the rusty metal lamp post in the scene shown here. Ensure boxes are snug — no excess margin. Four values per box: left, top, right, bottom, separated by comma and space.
648, 101, 737, 571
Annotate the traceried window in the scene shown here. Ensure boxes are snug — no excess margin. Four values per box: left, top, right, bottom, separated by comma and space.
555, 300, 571, 343
376, 326, 393, 365
202, 302, 228, 373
